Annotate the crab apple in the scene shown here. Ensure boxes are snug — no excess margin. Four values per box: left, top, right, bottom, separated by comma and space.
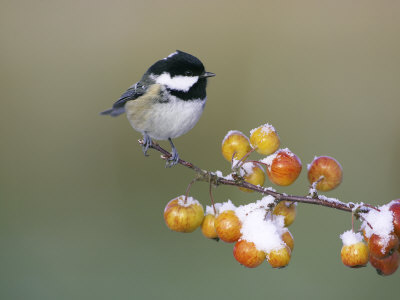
249, 124, 280, 155
239, 162, 266, 193
341, 242, 369, 268
267, 245, 291, 268
265, 149, 302, 186
389, 201, 400, 237
368, 233, 399, 259
273, 201, 296, 227
233, 240, 266, 268
282, 230, 294, 251
201, 214, 218, 240
307, 156, 343, 191
369, 251, 399, 276
164, 196, 204, 233
215, 210, 242, 243
222, 130, 252, 162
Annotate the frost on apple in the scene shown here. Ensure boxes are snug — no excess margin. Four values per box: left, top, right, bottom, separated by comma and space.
237, 200, 286, 253
361, 204, 394, 240
340, 230, 363, 246
218, 199, 236, 213
205, 203, 222, 216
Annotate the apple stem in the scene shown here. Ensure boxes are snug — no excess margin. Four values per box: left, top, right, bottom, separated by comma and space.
251, 160, 268, 167
208, 179, 217, 215
234, 147, 257, 168
359, 215, 373, 229
184, 178, 198, 204
313, 175, 325, 186
231, 151, 237, 166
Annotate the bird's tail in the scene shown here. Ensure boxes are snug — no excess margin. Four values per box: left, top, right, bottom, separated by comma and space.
99, 107, 125, 117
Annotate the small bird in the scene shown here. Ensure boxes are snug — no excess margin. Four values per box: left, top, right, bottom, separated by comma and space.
101, 50, 215, 167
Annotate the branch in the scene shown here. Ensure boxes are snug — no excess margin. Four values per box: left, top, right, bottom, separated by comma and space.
139, 140, 369, 214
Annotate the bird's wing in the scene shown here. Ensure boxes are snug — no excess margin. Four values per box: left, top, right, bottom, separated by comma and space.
100, 82, 148, 117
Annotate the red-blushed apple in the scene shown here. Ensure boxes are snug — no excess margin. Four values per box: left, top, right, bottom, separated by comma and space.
215, 210, 242, 243
233, 240, 266, 268
307, 156, 342, 191
266, 149, 302, 186
369, 251, 399, 276
368, 233, 399, 259
389, 201, 400, 237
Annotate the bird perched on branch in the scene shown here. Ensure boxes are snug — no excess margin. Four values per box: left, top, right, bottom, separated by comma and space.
101, 50, 215, 167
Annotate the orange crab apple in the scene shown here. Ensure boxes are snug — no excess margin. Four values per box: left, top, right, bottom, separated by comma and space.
265, 149, 302, 186
267, 245, 291, 268
239, 162, 266, 193
249, 124, 280, 155
215, 210, 242, 243
164, 196, 204, 233
233, 240, 266, 268
201, 214, 218, 240
222, 131, 252, 162
341, 242, 369, 268
308, 156, 343, 191
273, 201, 296, 227
282, 230, 294, 251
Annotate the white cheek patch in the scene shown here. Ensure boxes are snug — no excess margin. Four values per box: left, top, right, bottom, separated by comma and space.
156, 73, 199, 92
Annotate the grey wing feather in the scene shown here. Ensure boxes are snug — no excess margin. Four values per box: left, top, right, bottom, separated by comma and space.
100, 82, 148, 117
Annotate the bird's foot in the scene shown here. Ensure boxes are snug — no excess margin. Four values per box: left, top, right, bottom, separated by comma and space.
142, 133, 153, 157
166, 149, 180, 168
165, 138, 180, 168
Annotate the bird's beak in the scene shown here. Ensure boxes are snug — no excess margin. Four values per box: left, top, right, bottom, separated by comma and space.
201, 71, 216, 78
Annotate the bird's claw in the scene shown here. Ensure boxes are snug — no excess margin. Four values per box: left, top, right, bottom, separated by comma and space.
165, 151, 179, 168
142, 134, 152, 157
165, 143, 180, 168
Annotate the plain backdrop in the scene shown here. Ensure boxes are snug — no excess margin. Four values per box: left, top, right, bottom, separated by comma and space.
1, 1, 400, 299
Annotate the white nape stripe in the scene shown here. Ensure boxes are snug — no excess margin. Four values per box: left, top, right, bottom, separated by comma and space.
163, 51, 178, 60
155, 73, 199, 92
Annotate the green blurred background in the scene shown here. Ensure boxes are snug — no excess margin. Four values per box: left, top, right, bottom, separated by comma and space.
1, 0, 400, 299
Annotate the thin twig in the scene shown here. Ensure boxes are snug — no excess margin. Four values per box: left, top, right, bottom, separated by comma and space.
138, 139, 370, 214
363, 203, 381, 212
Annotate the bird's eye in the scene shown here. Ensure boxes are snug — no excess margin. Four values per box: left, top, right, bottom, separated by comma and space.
184, 70, 193, 76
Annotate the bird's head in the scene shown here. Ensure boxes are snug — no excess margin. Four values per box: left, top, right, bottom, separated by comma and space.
147, 50, 215, 94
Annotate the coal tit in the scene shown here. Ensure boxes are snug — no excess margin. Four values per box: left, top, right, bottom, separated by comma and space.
101, 50, 215, 167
